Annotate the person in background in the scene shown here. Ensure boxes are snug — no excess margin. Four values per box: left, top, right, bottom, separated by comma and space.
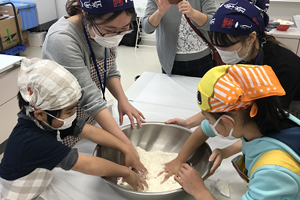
142, 0, 216, 77
0, 58, 147, 200
42, 0, 145, 151
174, 64, 300, 200
164, 0, 300, 178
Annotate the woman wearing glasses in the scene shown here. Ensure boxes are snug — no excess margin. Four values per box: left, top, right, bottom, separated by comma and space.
42, 0, 145, 167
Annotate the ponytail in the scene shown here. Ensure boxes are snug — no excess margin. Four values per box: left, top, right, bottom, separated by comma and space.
66, 0, 82, 16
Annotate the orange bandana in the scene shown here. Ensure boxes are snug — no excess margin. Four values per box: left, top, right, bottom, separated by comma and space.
197, 64, 285, 117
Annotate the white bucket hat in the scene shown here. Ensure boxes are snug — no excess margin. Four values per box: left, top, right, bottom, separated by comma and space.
18, 57, 82, 111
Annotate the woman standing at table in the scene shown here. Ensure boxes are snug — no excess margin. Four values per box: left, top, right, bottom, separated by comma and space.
42, 0, 145, 152
142, 0, 216, 77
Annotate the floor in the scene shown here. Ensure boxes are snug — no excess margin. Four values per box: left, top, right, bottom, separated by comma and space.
19, 43, 161, 102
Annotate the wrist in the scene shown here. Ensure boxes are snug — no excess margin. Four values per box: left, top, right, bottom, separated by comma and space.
185, 118, 193, 129
121, 143, 131, 155
156, 9, 166, 17
122, 166, 132, 178
194, 187, 215, 200
176, 153, 188, 163
117, 95, 128, 103
189, 9, 197, 19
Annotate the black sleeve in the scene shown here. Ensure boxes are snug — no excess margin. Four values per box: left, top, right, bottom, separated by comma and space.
56, 148, 79, 170
73, 119, 86, 137
264, 43, 300, 108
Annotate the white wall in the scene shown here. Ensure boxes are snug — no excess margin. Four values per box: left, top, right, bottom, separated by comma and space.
2, 0, 299, 26
215, 0, 300, 21
55, 0, 68, 18
54, 0, 300, 21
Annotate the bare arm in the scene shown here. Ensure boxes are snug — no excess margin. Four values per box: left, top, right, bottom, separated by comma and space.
207, 139, 242, 178
78, 123, 147, 172
72, 153, 130, 177
161, 125, 209, 182
175, 164, 216, 200
94, 108, 131, 145
71, 153, 147, 190
148, 0, 171, 27
106, 77, 127, 103
221, 139, 242, 159
186, 112, 206, 128
165, 112, 206, 129
79, 123, 130, 153
106, 77, 145, 128
176, 125, 209, 163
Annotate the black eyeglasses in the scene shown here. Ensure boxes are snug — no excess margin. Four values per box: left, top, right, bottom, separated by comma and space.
92, 20, 134, 37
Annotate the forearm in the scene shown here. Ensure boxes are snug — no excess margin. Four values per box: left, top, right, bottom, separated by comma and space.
222, 139, 242, 159
94, 108, 132, 145
79, 124, 129, 154
185, 112, 206, 129
189, 10, 208, 27
194, 190, 217, 200
148, 10, 165, 27
177, 126, 209, 162
106, 77, 128, 102
72, 153, 130, 177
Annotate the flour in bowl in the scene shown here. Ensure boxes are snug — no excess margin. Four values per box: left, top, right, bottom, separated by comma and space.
117, 147, 182, 192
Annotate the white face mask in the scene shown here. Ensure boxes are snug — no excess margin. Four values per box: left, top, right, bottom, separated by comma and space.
209, 115, 238, 140
43, 112, 77, 130
217, 44, 252, 64
91, 27, 124, 48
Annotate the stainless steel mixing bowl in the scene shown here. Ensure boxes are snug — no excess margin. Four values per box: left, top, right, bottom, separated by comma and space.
93, 122, 213, 200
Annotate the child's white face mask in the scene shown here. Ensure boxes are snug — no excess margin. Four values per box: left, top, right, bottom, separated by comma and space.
209, 115, 238, 140
43, 112, 77, 130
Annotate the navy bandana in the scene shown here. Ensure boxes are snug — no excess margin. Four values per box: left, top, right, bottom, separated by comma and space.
210, 0, 269, 35
78, 0, 134, 15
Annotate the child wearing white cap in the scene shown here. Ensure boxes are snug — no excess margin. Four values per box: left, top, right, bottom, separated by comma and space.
0, 58, 147, 200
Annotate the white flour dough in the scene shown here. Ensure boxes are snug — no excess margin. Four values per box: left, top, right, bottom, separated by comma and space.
117, 147, 182, 192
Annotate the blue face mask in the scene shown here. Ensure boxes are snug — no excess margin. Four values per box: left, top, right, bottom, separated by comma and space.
208, 115, 238, 140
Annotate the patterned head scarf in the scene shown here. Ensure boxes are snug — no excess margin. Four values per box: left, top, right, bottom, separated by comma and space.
78, 0, 134, 15
210, 0, 269, 36
197, 64, 285, 117
18, 57, 82, 111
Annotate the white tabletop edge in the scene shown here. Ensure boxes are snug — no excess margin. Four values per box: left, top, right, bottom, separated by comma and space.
0, 55, 24, 74
125, 72, 157, 101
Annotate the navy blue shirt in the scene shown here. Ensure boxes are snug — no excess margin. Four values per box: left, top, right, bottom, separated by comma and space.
0, 113, 82, 180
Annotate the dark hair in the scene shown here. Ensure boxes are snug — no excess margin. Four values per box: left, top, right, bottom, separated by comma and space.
209, 31, 282, 61
244, 96, 289, 135
210, 96, 289, 135
65, 0, 136, 24
17, 92, 62, 125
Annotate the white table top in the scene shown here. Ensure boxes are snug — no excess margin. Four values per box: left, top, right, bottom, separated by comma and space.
126, 72, 201, 111
40, 72, 247, 200
0, 54, 23, 74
